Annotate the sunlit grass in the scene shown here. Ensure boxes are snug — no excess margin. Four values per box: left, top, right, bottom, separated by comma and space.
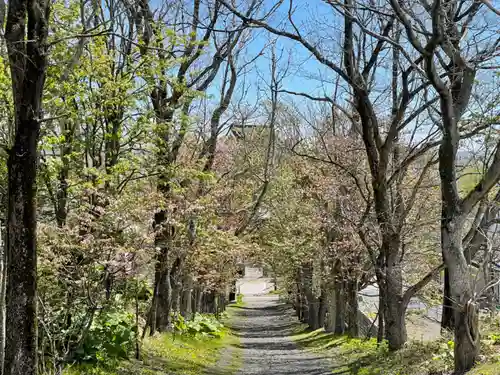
63, 319, 241, 375
292, 325, 500, 375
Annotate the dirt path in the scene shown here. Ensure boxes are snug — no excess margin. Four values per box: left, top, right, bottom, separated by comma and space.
231, 295, 333, 375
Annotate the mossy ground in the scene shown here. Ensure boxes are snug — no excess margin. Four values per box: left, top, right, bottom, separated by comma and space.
292, 326, 500, 375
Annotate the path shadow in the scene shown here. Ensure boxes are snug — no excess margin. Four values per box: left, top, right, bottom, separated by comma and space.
231, 296, 335, 375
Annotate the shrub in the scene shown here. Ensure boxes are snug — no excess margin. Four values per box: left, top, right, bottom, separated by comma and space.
173, 313, 225, 338
76, 308, 137, 363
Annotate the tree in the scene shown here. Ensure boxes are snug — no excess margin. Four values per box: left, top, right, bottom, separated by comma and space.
129, 0, 261, 333
218, 0, 451, 350
3, 0, 51, 373
389, 0, 500, 371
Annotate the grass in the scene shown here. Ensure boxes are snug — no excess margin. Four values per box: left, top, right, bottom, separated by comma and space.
63, 303, 244, 375
222, 301, 245, 373
292, 326, 500, 375
469, 363, 500, 375
234, 294, 244, 307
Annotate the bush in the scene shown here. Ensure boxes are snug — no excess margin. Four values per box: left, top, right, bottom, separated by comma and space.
173, 313, 225, 338
76, 308, 137, 363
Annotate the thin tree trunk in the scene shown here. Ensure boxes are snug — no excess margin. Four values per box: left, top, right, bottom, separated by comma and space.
441, 268, 454, 331
195, 286, 203, 314
346, 279, 359, 337
335, 279, 346, 334
377, 287, 385, 344
181, 275, 193, 319
325, 280, 336, 333
135, 283, 140, 360
301, 263, 314, 326
318, 293, 327, 329
152, 214, 173, 332
172, 282, 181, 313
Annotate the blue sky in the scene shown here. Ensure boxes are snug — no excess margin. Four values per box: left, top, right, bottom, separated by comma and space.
197, 0, 498, 146
241, 1, 345, 100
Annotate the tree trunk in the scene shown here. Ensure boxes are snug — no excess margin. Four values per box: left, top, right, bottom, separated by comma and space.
335, 279, 346, 334
294, 291, 303, 321
3, 0, 50, 372
172, 283, 181, 313
318, 293, 327, 329
377, 287, 385, 343
454, 295, 479, 374
229, 280, 236, 302
307, 299, 320, 330
204, 291, 216, 314
346, 279, 359, 337
296, 270, 308, 322
383, 264, 407, 350
325, 285, 337, 333
181, 276, 193, 319
5, 122, 40, 375
151, 212, 173, 332
441, 268, 454, 331
376, 235, 407, 350
154, 266, 172, 331
170, 257, 183, 314
301, 263, 314, 327
443, 226, 479, 373
384, 299, 406, 351
195, 286, 203, 314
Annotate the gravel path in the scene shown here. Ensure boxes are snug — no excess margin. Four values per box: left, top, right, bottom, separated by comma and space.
232, 295, 333, 375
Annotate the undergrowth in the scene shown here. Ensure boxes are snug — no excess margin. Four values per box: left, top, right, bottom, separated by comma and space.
63, 329, 237, 375
292, 327, 500, 375
63, 305, 242, 375
235, 294, 244, 306
173, 313, 225, 338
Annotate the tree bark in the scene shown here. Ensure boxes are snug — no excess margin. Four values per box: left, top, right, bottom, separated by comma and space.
301, 263, 315, 328
441, 268, 454, 332
376, 272, 385, 343
3, 0, 50, 372
443, 224, 479, 374
346, 279, 359, 337
318, 293, 327, 329
383, 261, 407, 350
5, 122, 40, 375
325, 287, 336, 333
334, 279, 346, 334
181, 275, 193, 319
151, 211, 173, 332
307, 299, 320, 330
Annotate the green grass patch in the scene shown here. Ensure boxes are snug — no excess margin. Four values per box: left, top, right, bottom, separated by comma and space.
63, 325, 240, 375
470, 362, 500, 375
292, 326, 500, 375
235, 294, 244, 307
63, 303, 246, 375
